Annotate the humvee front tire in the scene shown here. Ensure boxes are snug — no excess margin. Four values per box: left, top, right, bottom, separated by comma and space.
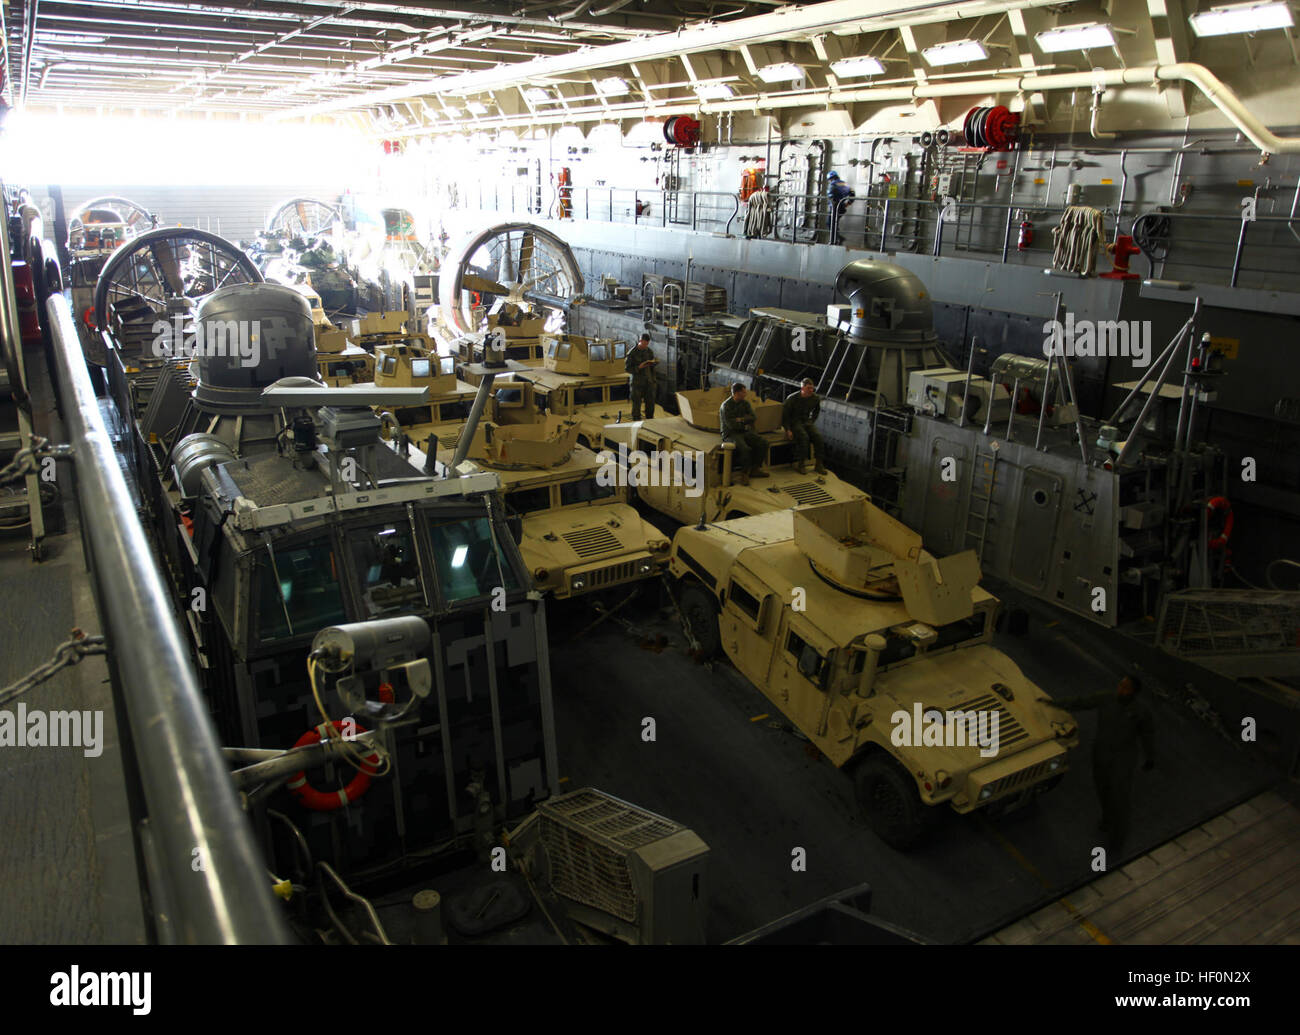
679, 582, 721, 659
853, 754, 933, 850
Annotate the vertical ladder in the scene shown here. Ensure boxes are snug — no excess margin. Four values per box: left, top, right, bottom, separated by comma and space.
963, 445, 1000, 563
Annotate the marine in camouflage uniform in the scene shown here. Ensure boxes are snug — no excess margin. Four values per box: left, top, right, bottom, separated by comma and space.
719, 383, 769, 484
782, 377, 827, 474
625, 334, 658, 420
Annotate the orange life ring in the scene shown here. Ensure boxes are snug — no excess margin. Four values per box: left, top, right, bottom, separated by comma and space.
1206, 496, 1233, 550
286, 720, 379, 812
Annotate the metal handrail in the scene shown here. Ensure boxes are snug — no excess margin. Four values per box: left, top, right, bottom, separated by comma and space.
469, 179, 1300, 288
44, 292, 292, 944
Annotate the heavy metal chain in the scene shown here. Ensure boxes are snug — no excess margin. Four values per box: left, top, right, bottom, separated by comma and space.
0, 631, 109, 707
0, 435, 74, 485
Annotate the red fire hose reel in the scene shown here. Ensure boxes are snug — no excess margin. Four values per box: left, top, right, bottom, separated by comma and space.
962, 105, 1020, 151
663, 115, 701, 148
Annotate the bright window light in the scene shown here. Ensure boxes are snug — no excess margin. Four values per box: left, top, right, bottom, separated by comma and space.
829, 56, 885, 78
595, 75, 629, 96
757, 62, 804, 83
922, 39, 989, 66
451, 545, 469, 568
1, 111, 371, 186
1035, 23, 1118, 51
695, 82, 734, 100
522, 86, 552, 103
1189, 1, 1294, 36
465, 101, 489, 115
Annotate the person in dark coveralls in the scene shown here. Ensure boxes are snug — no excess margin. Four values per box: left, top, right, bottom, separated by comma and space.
782, 377, 827, 474
626, 332, 658, 420
719, 382, 769, 486
827, 171, 856, 245
1055, 674, 1155, 854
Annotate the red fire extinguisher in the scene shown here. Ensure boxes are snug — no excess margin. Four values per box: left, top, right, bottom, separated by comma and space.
1017, 216, 1033, 251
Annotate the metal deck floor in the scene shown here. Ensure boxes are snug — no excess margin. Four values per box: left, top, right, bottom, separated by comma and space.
982, 790, 1300, 944
0, 349, 145, 944
546, 585, 1289, 944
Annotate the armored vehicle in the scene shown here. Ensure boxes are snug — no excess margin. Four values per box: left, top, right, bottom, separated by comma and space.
94, 263, 559, 884
514, 333, 634, 447
670, 498, 1078, 848
367, 334, 483, 449
432, 416, 669, 599
600, 387, 867, 525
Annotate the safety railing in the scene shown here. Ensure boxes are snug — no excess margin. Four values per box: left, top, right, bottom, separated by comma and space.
464, 180, 1300, 292
44, 290, 292, 944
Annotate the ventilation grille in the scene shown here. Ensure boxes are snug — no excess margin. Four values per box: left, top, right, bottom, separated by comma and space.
950, 692, 1029, 751
539, 789, 683, 923
782, 481, 834, 506
562, 525, 622, 557
982, 757, 1056, 801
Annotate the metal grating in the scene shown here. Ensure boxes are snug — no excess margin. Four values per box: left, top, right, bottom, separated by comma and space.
951, 692, 1029, 750
538, 789, 683, 924
782, 481, 834, 506
1158, 590, 1300, 658
587, 560, 636, 588
983, 757, 1055, 800
562, 525, 622, 557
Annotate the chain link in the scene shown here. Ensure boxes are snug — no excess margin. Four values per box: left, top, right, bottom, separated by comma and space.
0, 436, 75, 486
0, 630, 109, 707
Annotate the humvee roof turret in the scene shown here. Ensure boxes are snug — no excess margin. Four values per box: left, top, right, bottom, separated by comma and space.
598, 387, 866, 525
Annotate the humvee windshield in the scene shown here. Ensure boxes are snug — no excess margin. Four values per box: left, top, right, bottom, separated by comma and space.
256, 537, 347, 642
560, 476, 616, 506
608, 383, 630, 403
574, 386, 604, 406
506, 485, 552, 515
394, 405, 433, 426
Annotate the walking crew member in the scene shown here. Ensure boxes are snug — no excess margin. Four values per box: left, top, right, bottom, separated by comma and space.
626, 332, 658, 420
719, 382, 769, 485
782, 377, 827, 474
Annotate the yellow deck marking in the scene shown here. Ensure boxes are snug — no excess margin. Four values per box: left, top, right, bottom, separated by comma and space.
980, 817, 1114, 945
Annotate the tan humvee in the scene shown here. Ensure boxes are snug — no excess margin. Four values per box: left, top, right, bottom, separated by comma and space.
427, 416, 669, 599
669, 498, 1079, 848
512, 335, 635, 447
368, 336, 484, 450
452, 303, 550, 383
599, 387, 865, 525
316, 344, 375, 387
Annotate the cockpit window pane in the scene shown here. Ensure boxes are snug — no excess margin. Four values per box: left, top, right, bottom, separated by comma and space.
350, 523, 424, 617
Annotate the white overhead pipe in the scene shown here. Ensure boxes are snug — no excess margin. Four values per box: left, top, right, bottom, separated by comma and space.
377, 63, 1300, 157
272, 0, 1064, 120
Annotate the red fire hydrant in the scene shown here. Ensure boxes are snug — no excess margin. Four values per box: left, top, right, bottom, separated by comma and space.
1101, 234, 1142, 280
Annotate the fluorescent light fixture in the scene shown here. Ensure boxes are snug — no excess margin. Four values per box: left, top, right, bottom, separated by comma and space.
922, 39, 989, 66
1035, 22, 1117, 51
442, 106, 462, 118
829, 55, 885, 78
36, 33, 107, 46
1189, 1, 1294, 36
695, 81, 734, 100
522, 86, 551, 103
465, 100, 489, 115
757, 62, 804, 83
595, 75, 629, 96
